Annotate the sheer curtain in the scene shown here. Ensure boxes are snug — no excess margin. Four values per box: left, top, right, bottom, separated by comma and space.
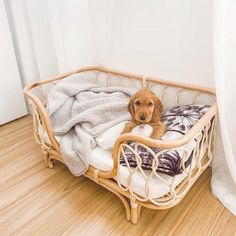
46, 0, 113, 73
7, 0, 95, 84
211, 0, 236, 215
47, 0, 93, 73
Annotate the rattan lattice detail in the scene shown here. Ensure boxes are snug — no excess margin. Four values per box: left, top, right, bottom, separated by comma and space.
116, 117, 216, 205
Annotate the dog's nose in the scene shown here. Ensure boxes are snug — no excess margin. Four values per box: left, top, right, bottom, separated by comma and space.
140, 115, 146, 121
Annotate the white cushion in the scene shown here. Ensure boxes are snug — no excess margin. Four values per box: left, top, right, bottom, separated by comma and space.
90, 146, 205, 199
95, 121, 126, 150
96, 122, 155, 150
96, 120, 195, 150
131, 124, 153, 137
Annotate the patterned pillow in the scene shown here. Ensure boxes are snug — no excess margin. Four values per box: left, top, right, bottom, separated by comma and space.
120, 105, 210, 176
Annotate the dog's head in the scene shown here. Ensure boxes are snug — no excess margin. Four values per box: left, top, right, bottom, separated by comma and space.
128, 88, 163, 124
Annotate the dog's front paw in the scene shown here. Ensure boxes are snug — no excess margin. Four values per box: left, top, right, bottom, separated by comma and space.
150, 122, 166, 139
121, 129, 127, 135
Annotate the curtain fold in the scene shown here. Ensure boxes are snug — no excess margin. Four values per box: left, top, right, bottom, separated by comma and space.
46, 0, 113, 72
211, 0, 236, 215
47, 0, 93, 73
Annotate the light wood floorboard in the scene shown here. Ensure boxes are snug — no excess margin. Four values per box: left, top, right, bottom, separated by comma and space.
0, 116, 235, 236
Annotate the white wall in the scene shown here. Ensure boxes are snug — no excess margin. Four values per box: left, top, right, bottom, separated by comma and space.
107, 0, 214, 87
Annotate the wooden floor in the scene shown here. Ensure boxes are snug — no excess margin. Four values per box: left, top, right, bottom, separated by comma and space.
0, 116, 235, 236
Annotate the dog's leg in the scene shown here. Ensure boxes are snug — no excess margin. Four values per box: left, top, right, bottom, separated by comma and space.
121, 121, 137, 134
150, 122, 166, 139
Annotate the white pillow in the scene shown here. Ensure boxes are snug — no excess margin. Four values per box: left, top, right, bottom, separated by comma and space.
96, 122, 127, 150
96, 121, 185, 150
132, 124, 153, 137
96, 122, 154, 150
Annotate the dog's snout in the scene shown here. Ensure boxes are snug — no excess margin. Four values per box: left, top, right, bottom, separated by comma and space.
140, 114, 146, 121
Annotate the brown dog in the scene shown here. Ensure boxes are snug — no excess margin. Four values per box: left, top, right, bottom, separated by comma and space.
122, 88, 166, 139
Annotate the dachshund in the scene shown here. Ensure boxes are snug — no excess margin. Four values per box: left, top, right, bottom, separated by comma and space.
121, 88, 166, 139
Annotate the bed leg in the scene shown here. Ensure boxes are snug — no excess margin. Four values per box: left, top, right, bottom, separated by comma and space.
47, 157, 54, 169
119, 195, 131, 221
113, 192, 131, 221
41, 148, 54, 168
130, 197, 139, 224
138, 205, 142, 219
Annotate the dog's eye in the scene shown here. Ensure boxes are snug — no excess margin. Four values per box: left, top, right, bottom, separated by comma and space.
135, 101, 141, 106
148, 102, 154, 107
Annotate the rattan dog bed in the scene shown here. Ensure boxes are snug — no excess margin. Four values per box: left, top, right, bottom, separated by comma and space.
24, 66, 217, 224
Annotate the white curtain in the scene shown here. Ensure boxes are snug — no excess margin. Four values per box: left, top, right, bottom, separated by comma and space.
211, 0, 236, 215
39, 0, 113, 74
7, 0, 95, 84
47, 0, 93, 73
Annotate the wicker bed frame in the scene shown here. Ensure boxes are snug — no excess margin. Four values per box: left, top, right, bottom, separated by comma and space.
23, 66, 217, 224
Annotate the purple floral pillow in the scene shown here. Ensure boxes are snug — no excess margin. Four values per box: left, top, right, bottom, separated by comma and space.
120, 105, 210, 176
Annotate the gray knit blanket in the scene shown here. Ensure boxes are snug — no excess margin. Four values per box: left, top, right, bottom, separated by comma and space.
47, 72, 136, 176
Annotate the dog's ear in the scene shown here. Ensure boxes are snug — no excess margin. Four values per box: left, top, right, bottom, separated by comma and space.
128, 95, 135, 120
151, 96, 163, 123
